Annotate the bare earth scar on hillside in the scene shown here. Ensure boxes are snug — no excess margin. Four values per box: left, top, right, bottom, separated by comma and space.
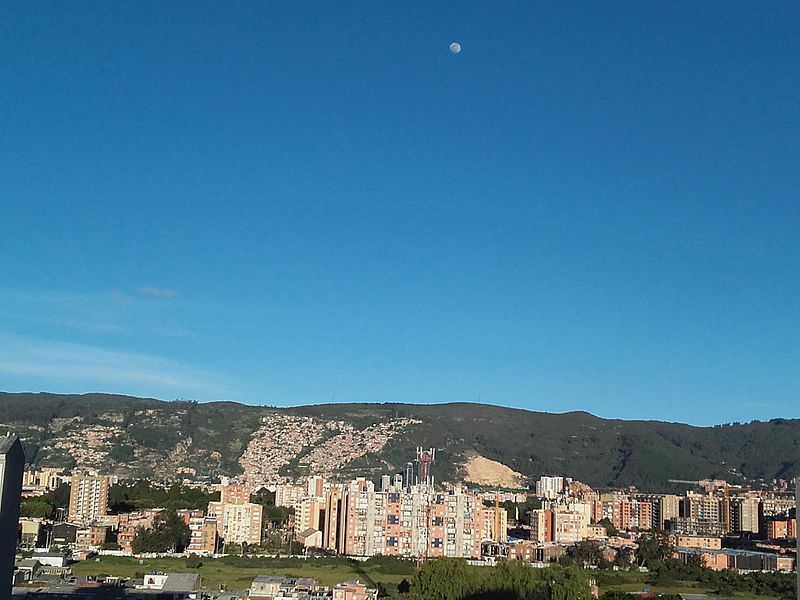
463, 453, 526, 487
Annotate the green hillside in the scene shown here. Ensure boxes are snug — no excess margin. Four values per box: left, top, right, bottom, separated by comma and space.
2, 392, 799, 489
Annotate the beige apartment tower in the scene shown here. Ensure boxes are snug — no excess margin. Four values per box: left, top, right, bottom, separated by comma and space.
68, 473, 109, 524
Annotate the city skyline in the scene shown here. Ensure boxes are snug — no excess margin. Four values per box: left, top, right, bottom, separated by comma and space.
2, 3, 799, 425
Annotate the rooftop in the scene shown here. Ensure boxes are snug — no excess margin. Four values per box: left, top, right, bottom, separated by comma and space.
161, 573, 202, 592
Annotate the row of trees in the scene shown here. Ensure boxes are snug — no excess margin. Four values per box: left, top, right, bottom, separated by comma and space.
109, 481, 219, 512
563, 532, 675, 570
407, 559, 591, 600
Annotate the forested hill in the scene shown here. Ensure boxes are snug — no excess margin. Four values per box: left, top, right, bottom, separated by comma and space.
2, 391, 799, 490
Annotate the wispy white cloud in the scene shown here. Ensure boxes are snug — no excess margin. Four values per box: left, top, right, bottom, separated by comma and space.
0, 288, 192, 339
0, 333, 227, 396
139, 286, 179, 299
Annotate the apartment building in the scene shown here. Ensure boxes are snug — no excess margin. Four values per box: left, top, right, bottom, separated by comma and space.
207, 481, 263, 545
731, 497, 760, 534
296, 496, 326, 536
674, 535, 722, 550
440, 488, 484, 558
111, 510, 159, 552
22, 468, 65, 496
683, 492, 721, 522
323, 485, 346, 552
530, 509, 553, 543
275, 483, 306, 512
342, 478, 383, 557
207, 500, 263, 546
481, 505, 508, 543
75, 525, 110, 551
68, 473, 110, 524
658, 495, 681, 530
536, 476, 564, 500
598, 494, 632, 531
631, 499, 653, 530
339, 478, 484, 559
552, 509, 587, 544
764, 516, 796, 539
188, 517, 218, 554
219, 481, 252, 505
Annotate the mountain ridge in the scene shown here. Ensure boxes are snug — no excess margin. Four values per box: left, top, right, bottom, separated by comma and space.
3, 391, 799, 490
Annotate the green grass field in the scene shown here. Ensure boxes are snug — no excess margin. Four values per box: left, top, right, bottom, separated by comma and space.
598, 570, 781, 600
74, 557, 788, 600
72, 556, 411, 593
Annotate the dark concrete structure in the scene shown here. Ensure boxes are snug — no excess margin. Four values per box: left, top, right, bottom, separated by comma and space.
0, 436, 24, 600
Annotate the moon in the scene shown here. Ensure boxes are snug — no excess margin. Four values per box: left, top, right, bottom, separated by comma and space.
449, 42, 461, 54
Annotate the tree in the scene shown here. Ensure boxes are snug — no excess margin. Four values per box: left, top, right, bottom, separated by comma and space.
108, 480, 219, 513
549, 567, 592, 600
572, 540, 603, 566
397, 578, 411, 594
263, 505, 291, 528
161, 510, 190, 551
598, 518, 618, 536
614, 546, 635, 568
21, 498, 54, 519
131, 528, 162, 553
130, 510, 190, 553
252, 488, 276, 507
686, 552, 706, 569
636, 531, 674, 567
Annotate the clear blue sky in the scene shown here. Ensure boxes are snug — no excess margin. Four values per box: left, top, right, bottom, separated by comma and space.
1, 2, 798, 425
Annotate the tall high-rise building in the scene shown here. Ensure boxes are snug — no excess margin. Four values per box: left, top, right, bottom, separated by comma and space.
682, 492, 721, 524
0, 436, 25, 600
598, 493, 632, 530
530, 508, 553, 542
307, 476, 325, 498
68, 473, 109, 524
340, 478, 483, 559
404, 462, 414, 491
536, 476, 564, 499
795, 478, 798, 600
323, 485, 345, 552
731, 497, 760, 534
657, 495, 681, 530
633, 499, 654, 530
